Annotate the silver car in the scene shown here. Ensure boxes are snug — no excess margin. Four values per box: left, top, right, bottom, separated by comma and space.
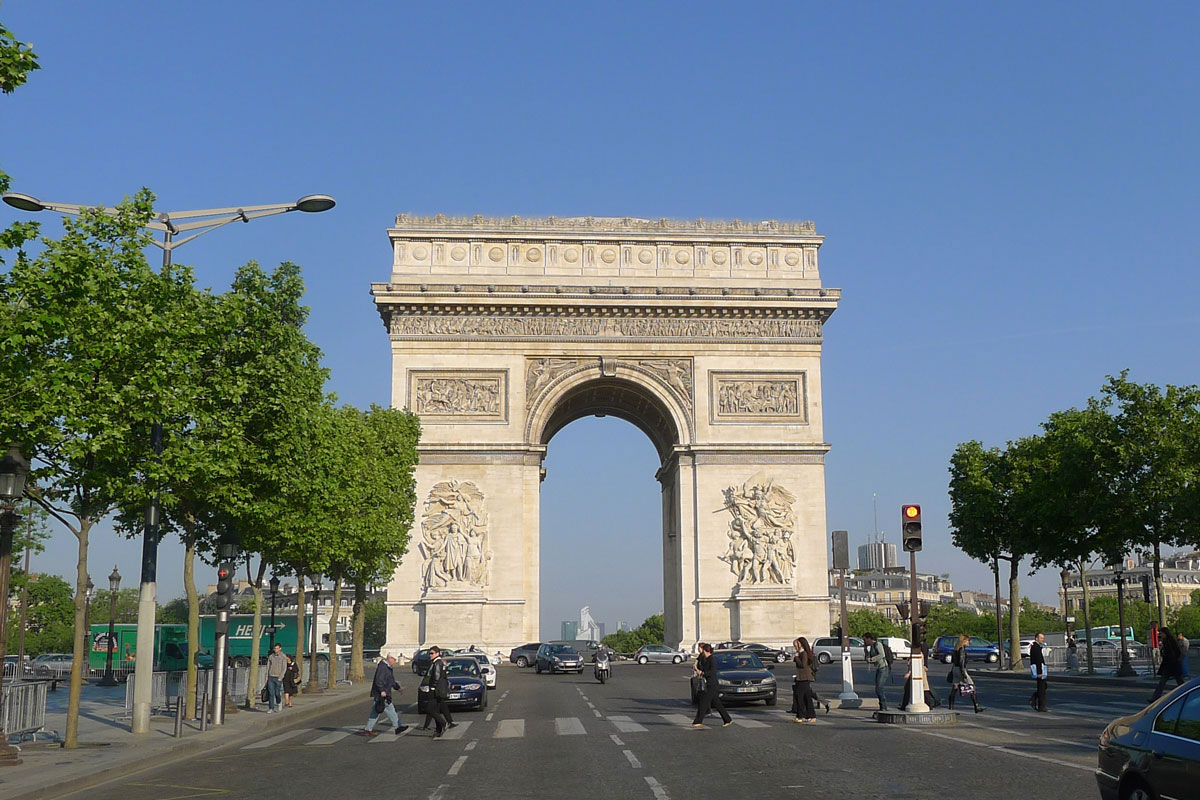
811, 636, 865, 665
633, 644, 689, 664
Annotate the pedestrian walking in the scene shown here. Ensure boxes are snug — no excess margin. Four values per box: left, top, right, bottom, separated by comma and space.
863, 633, 889, 711
1178, 632, 1191, 680
1149, 627, 1185, 702
361, 654, 408, 736
423, 646, 455, 738
265, 643, 287, 713
691, 642, 732, 728
1028, 632, 1048, 712
282, 653, 300, 707
948, 634, 983, 713
790, 637, 817, 723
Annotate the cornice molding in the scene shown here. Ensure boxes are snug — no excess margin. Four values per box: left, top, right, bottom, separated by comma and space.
391, 213, 818, 238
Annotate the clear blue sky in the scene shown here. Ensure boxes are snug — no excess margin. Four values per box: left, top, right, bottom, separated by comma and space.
3, 2, 1198, 638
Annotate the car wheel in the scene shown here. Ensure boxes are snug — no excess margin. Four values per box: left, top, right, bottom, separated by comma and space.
233, 656, 251, 669
765, 693, 777, 706
516, 656, 528, 668
987, 653, 998, 663
776, 652, 788, 663
1119, 778, 1154, 800
535, 662, 542, 674
637, 656, 648, 665
672, 655, 682, 664
817, 652, 831, 664
479, 691, 488, 711
943, 654, 953, 664
412, 663, 419, 673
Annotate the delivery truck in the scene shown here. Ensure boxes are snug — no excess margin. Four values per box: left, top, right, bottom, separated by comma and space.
87, 623, 214, 672
198, 613, 352, 667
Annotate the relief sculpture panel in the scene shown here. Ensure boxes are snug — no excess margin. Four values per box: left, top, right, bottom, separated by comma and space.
525, 358, 582, 408
421, 480, 492, 592
390, 314, 822, 342
717, 474, 797, 587
408, 370, 507, 423
710, 371, 807, 424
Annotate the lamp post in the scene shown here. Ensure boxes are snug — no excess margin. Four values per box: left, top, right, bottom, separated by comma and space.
305, 576, 325, 694
0, 444, 31, 766
1060, 567, 1072, 643
268, 575, 280, 652
97, 566, 122, 686
3, 190, 335, 734
1112, 562, 1137, 677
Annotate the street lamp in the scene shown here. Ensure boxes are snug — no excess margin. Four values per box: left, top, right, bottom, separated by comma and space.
1111, 562, 1137, 677
0, 444, 31, 766
268, 575, 281, 652
305, 575, 325, 694
3, 190, 335, 734
97, 566, 122, 686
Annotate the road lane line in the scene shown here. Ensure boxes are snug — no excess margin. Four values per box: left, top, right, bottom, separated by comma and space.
959, 720, 1030, 737
440, 721, 473, 740
645, 777, 670, 799
624, 749, 642, 768
587, 701, 596, 709
448, 756, 468, 776
580, 695, 589, 702
241, 729, 312, 749
593, 709, 603, 718
465, 741, 477, 751
494, 719, 524, 738
368, 726, 412, 743
556, 717, 587, 735
1043, 736, 1097, 750
611, 734, 625, 746
906, 729, 1093, 772
306, 729, 355, 745
429, 785, 449, 800
659, 714, 693, 726
486, 713, 494, 721
730, 718, 770, 728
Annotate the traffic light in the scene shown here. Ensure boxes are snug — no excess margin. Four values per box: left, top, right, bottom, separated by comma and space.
912, 620, 926, 650
1141, 575, 1152, 604
214, 563, 234, 610
901, 504, 922, 552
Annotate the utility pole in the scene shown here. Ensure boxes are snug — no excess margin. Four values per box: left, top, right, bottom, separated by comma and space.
831, 530, 858, 702
901, 505, 929, 713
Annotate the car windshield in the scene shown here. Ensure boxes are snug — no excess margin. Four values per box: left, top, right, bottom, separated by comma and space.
715, 653, 765, 670
550, 645, 577, 655
446, 659, 481, 677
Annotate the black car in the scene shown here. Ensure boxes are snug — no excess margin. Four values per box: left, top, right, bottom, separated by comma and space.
411, 648, 434, 675
689, 650, 777, 706
1097, 676, 1200, 800
508, 642, 543, 668
417, 657, 488, 712
535, 643, 584, 674
737, 642, 790, 664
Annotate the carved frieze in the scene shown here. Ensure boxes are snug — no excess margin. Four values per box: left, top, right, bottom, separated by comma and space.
525, 358, 582, 407
421, 480, 492, 592
717, 475, 797, 587
390, 314, 822, 343
408, 370, 507, 423
710, 371, 807, 424
634, 359, 693, 407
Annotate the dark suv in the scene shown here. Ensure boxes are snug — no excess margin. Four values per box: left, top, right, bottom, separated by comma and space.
508, 642, 543, 668
932, 635, 1000, 664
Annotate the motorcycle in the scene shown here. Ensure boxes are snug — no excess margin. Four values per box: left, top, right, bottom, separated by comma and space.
594, 651, 611, 684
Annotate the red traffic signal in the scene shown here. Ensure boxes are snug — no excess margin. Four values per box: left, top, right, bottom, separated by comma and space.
215, 563, 234, 609
901, 504, 922, 552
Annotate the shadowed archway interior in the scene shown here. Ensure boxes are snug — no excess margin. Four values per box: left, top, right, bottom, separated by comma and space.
539, 377, 680, 463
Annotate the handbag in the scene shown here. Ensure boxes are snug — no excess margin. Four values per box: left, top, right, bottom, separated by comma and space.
958, 684, 975, 696
373, 696, 387, 714
260, 686, 269, 703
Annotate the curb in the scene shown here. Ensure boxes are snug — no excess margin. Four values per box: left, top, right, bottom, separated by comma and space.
973, 669, 1156, 689
11, 686, 369, 800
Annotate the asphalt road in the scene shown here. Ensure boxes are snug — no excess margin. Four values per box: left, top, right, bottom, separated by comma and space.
68, 660, 1145, 800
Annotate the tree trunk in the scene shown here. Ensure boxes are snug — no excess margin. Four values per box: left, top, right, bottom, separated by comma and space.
1153, 540, 1166, 628
65, 520, 92, 749
294, 574, 306, 690
350, 581, 366, 683
326, 575, 342, 690
245, 559, 266, 709
183, 525, 199, 720
993, 556, 1003, 669
1080, 558, 1095, 675
1008, 556, 1023, 671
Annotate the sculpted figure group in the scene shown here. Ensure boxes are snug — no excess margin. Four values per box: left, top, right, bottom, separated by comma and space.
718, 477, 797, 586
421, 480, 492, 590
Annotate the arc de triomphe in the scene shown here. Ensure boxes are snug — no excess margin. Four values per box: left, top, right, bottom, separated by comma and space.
371, 215, 839, 652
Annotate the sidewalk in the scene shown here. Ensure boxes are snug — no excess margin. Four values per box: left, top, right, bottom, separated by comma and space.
1, 678, 368, 800
973, 665, 1158, 688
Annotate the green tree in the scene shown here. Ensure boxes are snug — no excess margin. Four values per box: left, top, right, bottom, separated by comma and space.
6, 574, 74, 656
1191, 588, 1200, 606
602, 613, 667, 653
157, 597, 189, 624
362, 596, 387, 650
845, 608, 904, 639
0, 19, 39, 259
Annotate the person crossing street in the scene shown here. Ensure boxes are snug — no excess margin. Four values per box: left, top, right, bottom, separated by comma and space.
1028, 632, 1049, 712
361, 655, 407, 737
692, 642, 732, 728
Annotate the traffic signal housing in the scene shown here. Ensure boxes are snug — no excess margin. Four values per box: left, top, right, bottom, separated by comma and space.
214, 563, 234, 610
902, 504, 922, 552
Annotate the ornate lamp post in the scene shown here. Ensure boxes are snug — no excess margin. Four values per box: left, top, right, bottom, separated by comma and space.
97, 566, 122, 686
3, 190, 335, 734
305, 576, 325, 694
1112, 561, 1137, 677
1060, 567, 1072, 642
268, 575, 281, 651
85, 576, 95, 630
0, 444, 31, 766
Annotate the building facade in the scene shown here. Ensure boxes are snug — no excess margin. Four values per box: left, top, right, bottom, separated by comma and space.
1059, 553, 1200, 612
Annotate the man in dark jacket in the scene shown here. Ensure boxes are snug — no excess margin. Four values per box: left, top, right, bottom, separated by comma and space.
361, 655, 407, 736
1028, 633, 1048, 712
424, 646, 455, 738
1150, 627, 1184, 702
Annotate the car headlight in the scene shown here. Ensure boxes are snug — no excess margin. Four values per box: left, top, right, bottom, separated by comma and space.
763, 677, 776, 685
718, 679, 734, 687
464, 683, 482, 691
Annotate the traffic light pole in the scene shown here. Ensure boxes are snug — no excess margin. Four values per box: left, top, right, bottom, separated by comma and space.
211, 604, 229, 726
907, 547, 930, 713
838, 566, 859, 701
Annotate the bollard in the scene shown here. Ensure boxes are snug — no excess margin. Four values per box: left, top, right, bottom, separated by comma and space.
174, 696, 184, 738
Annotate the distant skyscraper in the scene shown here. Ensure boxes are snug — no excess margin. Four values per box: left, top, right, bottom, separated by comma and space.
578, 606, 601, 641
597, 623, 606, 639
616, 621, 629, 632
561, 620, 579, 641
858, 538, 899, 570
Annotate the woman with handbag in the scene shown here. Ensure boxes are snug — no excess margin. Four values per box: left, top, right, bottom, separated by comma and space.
692, 643, 733, 728
790, 637, 818, 723
282, 653, 300, 708
948, 634, 983, 713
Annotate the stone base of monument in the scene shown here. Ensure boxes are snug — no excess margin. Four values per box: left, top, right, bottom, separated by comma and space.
873, 708, 959, 725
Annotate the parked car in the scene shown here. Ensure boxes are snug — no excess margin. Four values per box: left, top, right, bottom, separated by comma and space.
508, 642, 543, 668
456, 652, 498, 689
634, 644, 689, 664
1097, 676, 1200, 800
736, 643, 790, 663
879, 637, 913, 660
535, 643, 584, 673
1089, 639, 1141, 659
689, 649, 776, 706
811, 636, 865, 665
715, 641, 745, 650
411, 648, 434, 675
417, 656, 488, 712
1002, 638, 1043, 658
932, 635, 1000, 664
31, 653, 73, 676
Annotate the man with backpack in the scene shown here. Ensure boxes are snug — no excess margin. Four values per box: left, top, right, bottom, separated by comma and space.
863, 633, 890, 711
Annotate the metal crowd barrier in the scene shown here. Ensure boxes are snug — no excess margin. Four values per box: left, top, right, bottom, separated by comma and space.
299, 657, 350, 686
2, 680, 49, 740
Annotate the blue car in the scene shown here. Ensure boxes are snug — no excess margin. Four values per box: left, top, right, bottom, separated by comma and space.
931, 635, 1000, 664
417, 657, 488, 712
1097, 676, 1200, 800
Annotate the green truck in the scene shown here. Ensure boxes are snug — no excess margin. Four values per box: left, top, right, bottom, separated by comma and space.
87, 623, 212, 671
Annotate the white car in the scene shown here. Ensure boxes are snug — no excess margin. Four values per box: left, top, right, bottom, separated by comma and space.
459, 653, 498, 688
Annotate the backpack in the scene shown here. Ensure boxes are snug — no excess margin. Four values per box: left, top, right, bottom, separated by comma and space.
882, 640, 895, 668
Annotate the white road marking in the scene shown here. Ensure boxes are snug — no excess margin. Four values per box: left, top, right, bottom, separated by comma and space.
241, 728, 312, 749
624, 749, 642, 768
440, 721, 473, 740
368, 726, 411, 743
465, 741, 477, 751
1062, 702, 1139, 715
429, 785, 449, 800
448, 756, 468, 776
959, 720, 1030, 737
1043, 736, 1098, 750
494, 719, 524, 738
593, 709, 603, 718
486, 713, 494, 721
660, 713, 694, 726
610, 734, 625, 746
586, 701, 596, 709
731, 718, 770, 728
556, 717, 587, 735
306, 729, 354, 745
906, 729, 1093, 772
580, 695, 589, 702
645, 776, 670, 799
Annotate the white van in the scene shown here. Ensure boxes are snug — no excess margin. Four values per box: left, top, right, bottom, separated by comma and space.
879, 637, 913, 660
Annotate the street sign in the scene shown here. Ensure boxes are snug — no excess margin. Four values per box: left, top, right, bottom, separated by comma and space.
263, 625, 279, 633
